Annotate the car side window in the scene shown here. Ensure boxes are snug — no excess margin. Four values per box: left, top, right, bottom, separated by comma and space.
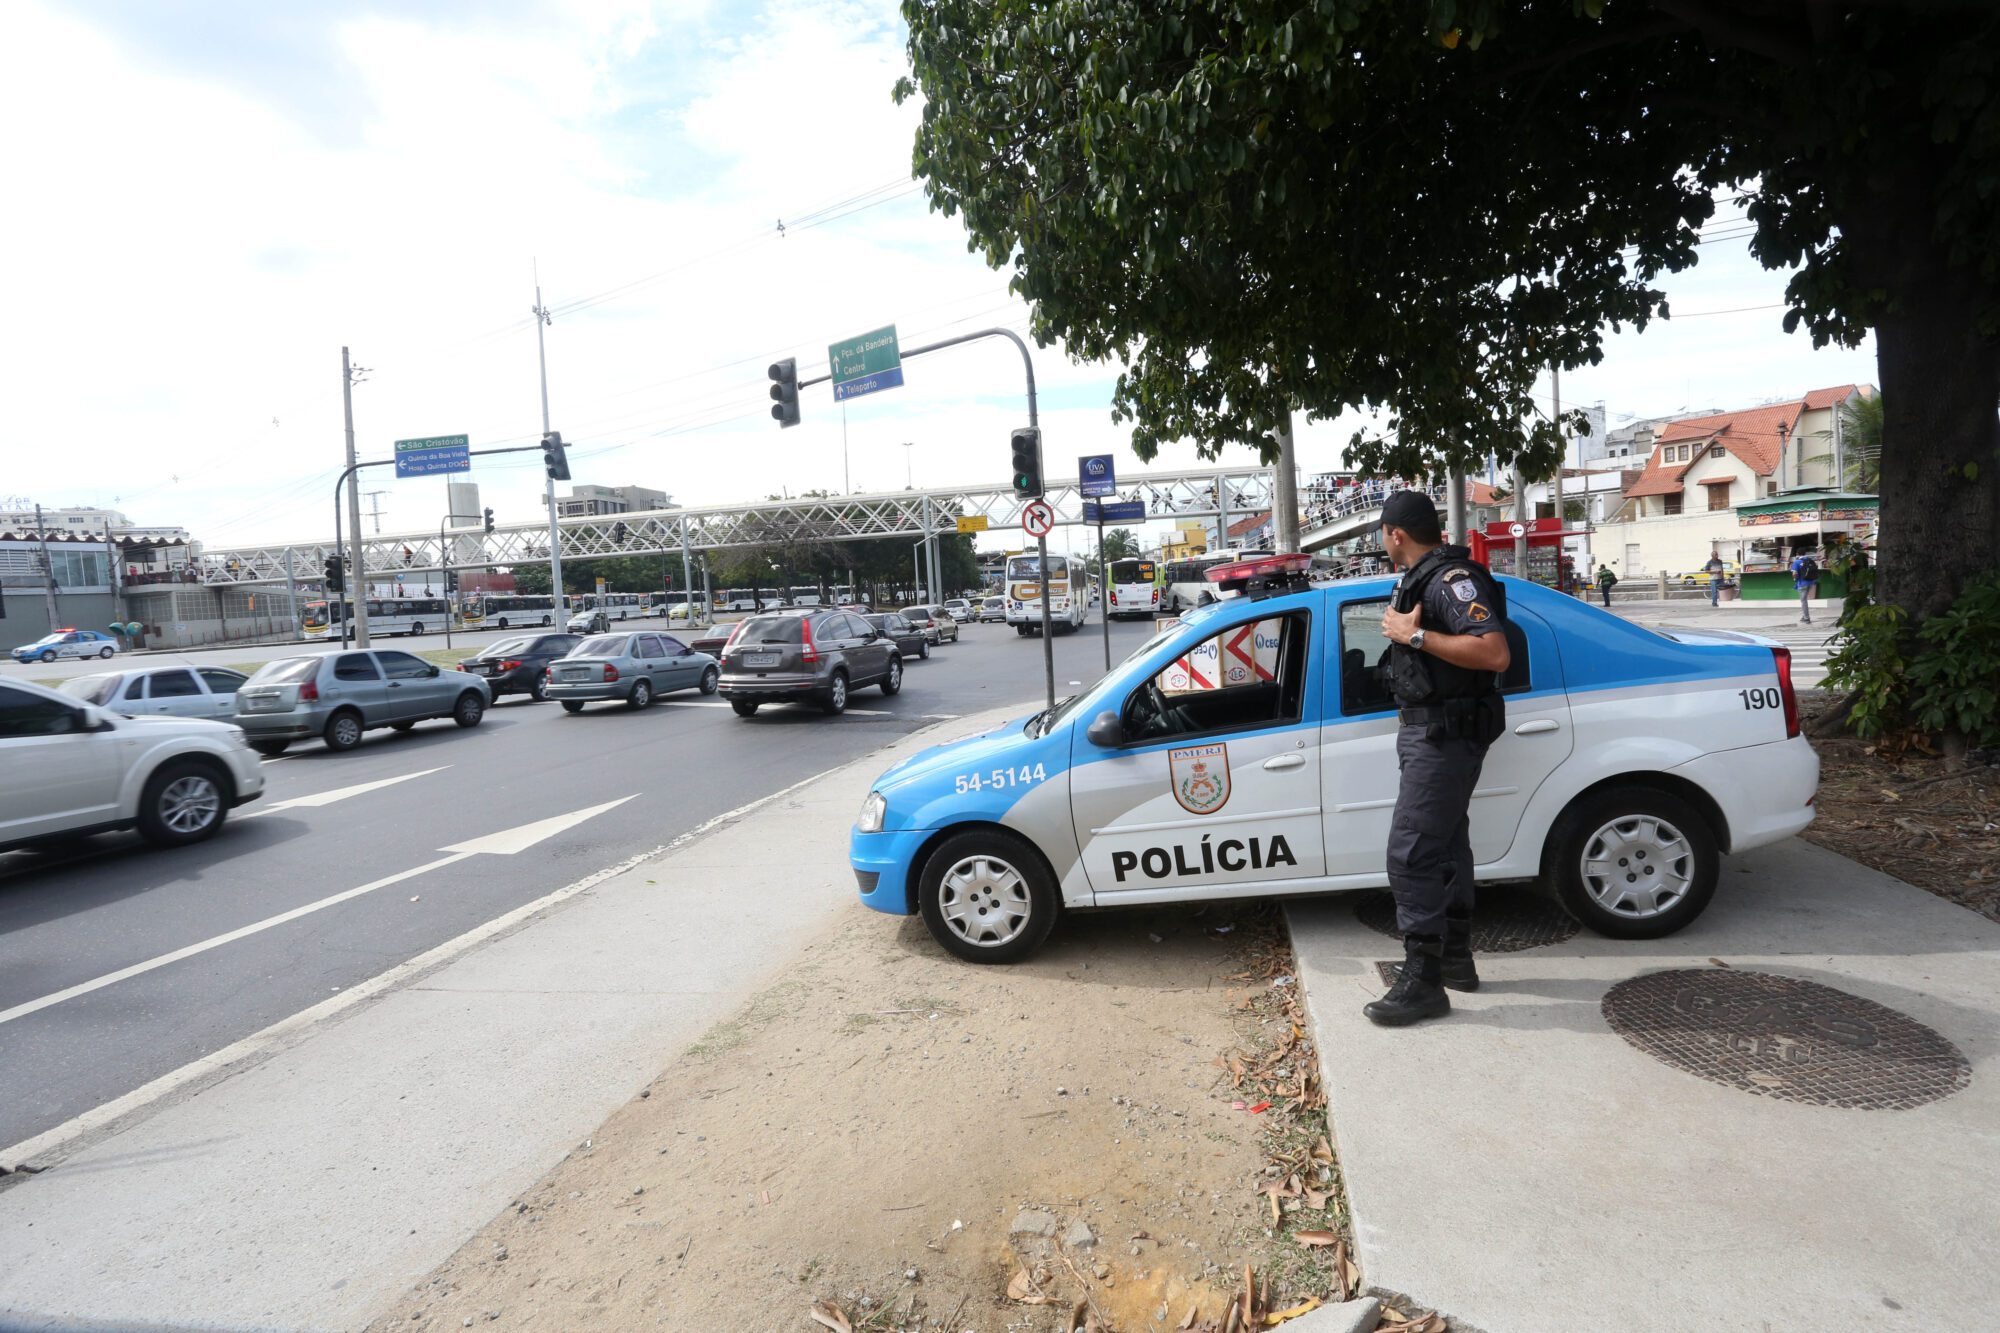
1123, 612, 1309, 742
334, 653, 381, 682
658, 635, 688, 655
0, 685, 84, 738
122, 676, 147, 701
843, 614, 874, 638
377, 651, 432, 680
634, 636, 663, 660
149, 669, 201, 698
198, 669, 247, 693
1338, 601, 1397, 716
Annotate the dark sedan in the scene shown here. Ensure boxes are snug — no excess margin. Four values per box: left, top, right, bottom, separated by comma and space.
457, 633, 581, 702
864, 612, 929, 661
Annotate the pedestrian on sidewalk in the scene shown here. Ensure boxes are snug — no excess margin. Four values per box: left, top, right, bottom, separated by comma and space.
1595, 562, 1617, 609
1703, 552, 1726, 607
1790, 549, 1820, 624
1369, 490, 1511, 1027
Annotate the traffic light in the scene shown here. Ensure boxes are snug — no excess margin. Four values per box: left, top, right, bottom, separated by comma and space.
482, 507, 495, 534
542, 431, 571, 482
768, 358, 800, 429
612, 521, 628, 546
445, 569, 460, 593
324, 555, 344, 592
1010, 426, 1043, 497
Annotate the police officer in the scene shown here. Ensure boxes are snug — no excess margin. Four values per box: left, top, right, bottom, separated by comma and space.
1367, 491, 1512, 1026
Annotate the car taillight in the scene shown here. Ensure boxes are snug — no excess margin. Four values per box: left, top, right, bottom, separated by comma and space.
299, 680, 318, 701
500, 659, 522, 671
724, 622, 747, 650
603, 664, 620, 682
1773, 646, 1799, 738
800, 617, 819, 664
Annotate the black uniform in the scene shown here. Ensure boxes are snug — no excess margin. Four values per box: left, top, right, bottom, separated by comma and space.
1384, 545, 1509, 941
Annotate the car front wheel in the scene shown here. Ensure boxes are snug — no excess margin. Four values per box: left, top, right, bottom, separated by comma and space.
453, 692, 486, 727
880, 656, 902, 696
39, 649, 56, 663
699, 665, 719, 694
100, 646, 115, 659
919, 640, 929, 659
1546, 788, 1719, 939
529, 675, 549, 702
136, 759, 228, 847
917, 830, 1059, 964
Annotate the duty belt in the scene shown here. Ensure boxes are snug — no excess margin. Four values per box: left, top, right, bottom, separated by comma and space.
1397, 705, 1449, 726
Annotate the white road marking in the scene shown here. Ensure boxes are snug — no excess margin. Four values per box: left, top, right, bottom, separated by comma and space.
0, 797, 634, 1031
0, 771, 839, 1171
242, 766, 450, 818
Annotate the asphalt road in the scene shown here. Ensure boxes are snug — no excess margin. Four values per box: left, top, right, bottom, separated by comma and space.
0, 617, 1163, 1151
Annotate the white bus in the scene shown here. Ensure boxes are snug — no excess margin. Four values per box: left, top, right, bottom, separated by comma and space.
300, 596, 453, 639
1005, 553, 1089, 635
583, 592, 644, 621
1104, 557, 1161, 619
1161, 550, 1271, 613
475, 593, 559, 630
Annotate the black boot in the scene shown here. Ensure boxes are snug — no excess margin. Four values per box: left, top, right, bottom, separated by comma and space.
1442, 909, 1479, 993
1364, 935, 1451, 1026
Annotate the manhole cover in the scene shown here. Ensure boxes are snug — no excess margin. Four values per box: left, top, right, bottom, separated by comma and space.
1601, 969, 1970, 1111
1352, 888, 1577, 952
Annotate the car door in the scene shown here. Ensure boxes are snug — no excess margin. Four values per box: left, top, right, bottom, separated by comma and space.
197, 669, 248, 718
0, 683, 121, 842
376, 650, 441, 719
327, 651, 390, 721
656, 635, 698, 690
1069, 607, 1325, 899
844, 612, 890, 682
140, 668, 208, 718
631, 634, 666, 688
1320, 591, 1574, 879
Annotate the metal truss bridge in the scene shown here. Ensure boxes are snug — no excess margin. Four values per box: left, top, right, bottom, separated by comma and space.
193, 466, 1283, 587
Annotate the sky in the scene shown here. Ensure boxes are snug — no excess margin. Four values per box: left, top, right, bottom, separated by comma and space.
2, 1, 1882, 562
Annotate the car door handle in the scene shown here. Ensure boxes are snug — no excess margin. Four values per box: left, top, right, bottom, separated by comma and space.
1514, 719, 1559, 735
1262, 753, 1306, 771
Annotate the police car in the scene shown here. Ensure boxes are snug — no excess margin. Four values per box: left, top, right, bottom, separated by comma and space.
851, 554, 1818, 963
11, 629, 119, 664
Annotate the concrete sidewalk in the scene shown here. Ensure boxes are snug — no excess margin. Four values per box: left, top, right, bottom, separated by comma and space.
1288, 839, 1998, 1331
0, 707, 1013, 1332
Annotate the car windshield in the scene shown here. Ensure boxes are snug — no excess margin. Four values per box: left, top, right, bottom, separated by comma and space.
899, 607, 928, 620
1038, 623, 1184, 734
574, 635, 630, 657
250, 657, 321, 684
735, 615, 805, 644
485, 637, 535, 657
29, 634, 66, 647
60, 674, 121, 705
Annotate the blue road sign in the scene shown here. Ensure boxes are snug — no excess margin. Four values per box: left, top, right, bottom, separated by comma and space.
1082, 499, 1146, 523
1079, 454, 1116, 498
830, 365, 905, 403
394, 435, 470, 478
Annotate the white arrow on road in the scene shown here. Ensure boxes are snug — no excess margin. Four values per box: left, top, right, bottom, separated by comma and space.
242, 767, 450, 819
0, 796, 637, 1029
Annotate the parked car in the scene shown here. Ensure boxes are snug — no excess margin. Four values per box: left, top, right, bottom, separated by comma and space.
233, 649, 491, 755
978, 595, 1006, 623
457, 633, 580, 703
11, 629, 119, 664
59, 666, 248, 720
718, 609, 903, 717
865, 612, 930, 661
0, 677, 264, 852
899, 606, 960, 645
545, 631, 720, 712
942, 599, 974, 622
566, 608, 611, 635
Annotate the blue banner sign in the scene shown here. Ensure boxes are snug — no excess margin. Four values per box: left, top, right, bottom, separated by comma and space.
1079, 454, 1116, 498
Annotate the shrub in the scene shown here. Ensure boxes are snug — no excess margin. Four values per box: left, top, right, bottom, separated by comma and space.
1907, 570, 2000, 749
1823, 603, 1911, 740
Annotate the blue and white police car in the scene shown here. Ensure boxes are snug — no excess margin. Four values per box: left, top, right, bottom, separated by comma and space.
11, 629, 120, 664
851, 554, 1818, 963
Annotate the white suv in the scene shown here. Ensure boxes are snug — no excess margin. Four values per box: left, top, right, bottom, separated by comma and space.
0, 678, 266, 852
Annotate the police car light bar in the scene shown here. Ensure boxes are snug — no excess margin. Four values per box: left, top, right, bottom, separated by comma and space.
1204, 553, 1313, 599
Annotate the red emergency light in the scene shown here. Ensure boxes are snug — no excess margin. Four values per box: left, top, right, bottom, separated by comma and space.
1205, 553, 1313, 599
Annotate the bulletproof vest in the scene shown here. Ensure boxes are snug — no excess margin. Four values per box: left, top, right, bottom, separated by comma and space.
1387, 546, 1506, 706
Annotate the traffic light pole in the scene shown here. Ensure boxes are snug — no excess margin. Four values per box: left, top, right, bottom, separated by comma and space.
534, 282, 565, 614
796, 326, 1054, 710
342, 347, 371, 647
438, 515, 454, 652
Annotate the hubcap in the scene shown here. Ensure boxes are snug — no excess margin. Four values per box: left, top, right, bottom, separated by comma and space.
937, 854, 1033, 947
333, 718, 359, 746
160, 776, 220, 833
831, 677, 846, 707
1580, 814, 1694, 919
888, 661, 900, 688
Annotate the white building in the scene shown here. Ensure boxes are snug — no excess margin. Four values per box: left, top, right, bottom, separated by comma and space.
556, 484, 672, 517
0, 505, 194, 576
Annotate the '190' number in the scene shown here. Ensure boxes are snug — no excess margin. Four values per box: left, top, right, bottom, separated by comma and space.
1738, 687, 1782, 710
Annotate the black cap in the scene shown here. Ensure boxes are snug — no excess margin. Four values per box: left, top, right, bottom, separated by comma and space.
1380, 489, 1441, 537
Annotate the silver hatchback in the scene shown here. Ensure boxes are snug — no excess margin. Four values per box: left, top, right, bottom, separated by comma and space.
546, 631, 721, 713
233, 649, 492, 755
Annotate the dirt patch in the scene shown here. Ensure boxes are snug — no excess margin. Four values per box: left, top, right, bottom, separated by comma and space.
365, 902, 1386, 1332
1800, 696, 2000, 921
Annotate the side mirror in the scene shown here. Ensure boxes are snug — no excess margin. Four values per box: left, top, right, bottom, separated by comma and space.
1086, 710, 1123, 748
427, 664, 442, 677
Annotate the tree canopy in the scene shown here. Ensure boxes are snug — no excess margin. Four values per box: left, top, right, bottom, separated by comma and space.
898, 0, 2000, 618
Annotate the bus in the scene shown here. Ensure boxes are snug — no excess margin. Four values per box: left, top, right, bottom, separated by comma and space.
299, 596, 453, 639
583, 592, 644, 621
1005, 553, 1090, 635
1104, 558, 1160, 619
475, 594, 559, 630
1161, 550, 1272, 613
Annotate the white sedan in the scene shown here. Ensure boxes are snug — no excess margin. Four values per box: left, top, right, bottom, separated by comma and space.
60, 665, 249, 720
11, 629, 120, 664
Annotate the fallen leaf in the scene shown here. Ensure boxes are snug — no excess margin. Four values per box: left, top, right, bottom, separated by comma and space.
809, 1301, 852, 1333
1293, 1230, 1339, 1247
1264, 1297, 1322, 1325
1303, 1188, 1331, 1210
1312, 1137, 1333, 1163
1008, 1267, 1055, 1305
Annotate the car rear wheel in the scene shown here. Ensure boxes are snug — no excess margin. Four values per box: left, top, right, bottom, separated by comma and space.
880, 655, 902, 696
1547, 788, 1718, 939
453, 692, 485, 727
628, 678, 653, 710
730, 699, 759, 717
136, 760, 228, 847
561, 701, 586, 714
821, 670, 849, 715
917, 830, 1059, 964
323, 710, 364, 751
699, 666, 719, 694
249, 740, 289, 757
391, 721, 417, 732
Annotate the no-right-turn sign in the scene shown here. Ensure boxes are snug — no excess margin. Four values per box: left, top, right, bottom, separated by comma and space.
1022, 499, 1056, 538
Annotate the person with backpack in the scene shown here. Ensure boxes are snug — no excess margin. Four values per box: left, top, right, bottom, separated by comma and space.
1790, 550, 1820, 624
1595, 562, 1618, 609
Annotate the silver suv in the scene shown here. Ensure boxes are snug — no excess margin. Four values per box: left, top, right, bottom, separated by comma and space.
234, 649, 492, 755
718, 610, 902, 717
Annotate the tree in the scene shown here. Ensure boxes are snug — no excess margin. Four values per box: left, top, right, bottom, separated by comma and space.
1806, 393, 1885, 494
897, 1, 2000, 630
1099, 528, 1142, 563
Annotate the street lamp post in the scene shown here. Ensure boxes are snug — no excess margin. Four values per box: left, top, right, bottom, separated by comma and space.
902, 440, 915, 490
